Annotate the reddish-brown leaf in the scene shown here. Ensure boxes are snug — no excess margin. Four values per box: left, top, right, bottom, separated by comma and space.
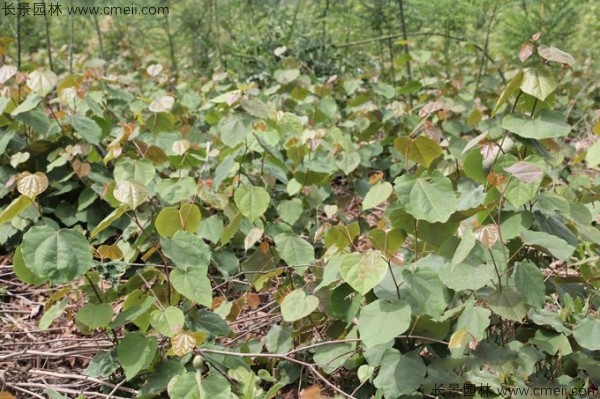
519, 42, 535, 62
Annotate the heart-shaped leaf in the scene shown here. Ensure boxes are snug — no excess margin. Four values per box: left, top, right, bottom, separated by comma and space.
281, 289, 319, 322
339, 251, 388, 295
17, 172, 48, 198
520, 67, 557, 101
234, 185, 270, 221
502, 110, 571, 140
113, 181, 149, 210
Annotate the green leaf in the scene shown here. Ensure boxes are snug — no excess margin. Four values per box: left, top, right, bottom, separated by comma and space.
394, 172, 457, 223
502, 110, 571, 140
138, 359, 185, 396
362, 182, 393, 211
513, 261, 545, 308
520, 67, 557, 101
90, 206, 125, 238
85, 351, 119, 378
241, 97, 273, 118
220, 116, 249, 148
156, 177, 197, 204
336, 152, 361, 175
22, 226, 92, 284
520, 230, 576, 261
39, 299, 67, 330
358, 300, 411, 347
161, 231, 211, 271
339, 251, 388, 295
274, 233, 315, 268
114, 158, 155, 185
13, 245, 45, 285
113, 181, 149, 210
503, 178, 537, 207
573, 318, 600, 351
530, 330, 572, 355
586, 141, 600, 167
281, 289, 319, 322
373, 350, 426, 397
71, 115, 103, 144
313, 341, 355, 374
487, 288, 527, 322
401, 267, 449, 318
394, 136, 443, 168
276, 199, 304, 225
117, 331, 158, 380
234, 185, 270, 221
456, 302, 491, 342
77, 303, 113, 329
11, 94, 43, 116
451, 228, 476, 267
109, 296, 154, 329
265, 325, 293, 354
367, 229, 405, 257
150, 306, 185, 337
0, 195, 33, 225
274, 69, 300, 84
155, 204, 201, 238
492, 70, 523, 116
168, 372, 201, 399
171, 266, 212, 307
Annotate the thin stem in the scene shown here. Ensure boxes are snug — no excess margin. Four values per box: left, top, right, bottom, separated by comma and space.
42, 0, 53, 71
93, 14, 106, 60
474, 1, 499, 99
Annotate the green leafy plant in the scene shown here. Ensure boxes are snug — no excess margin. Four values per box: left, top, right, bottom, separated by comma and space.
1, 31, 599, 399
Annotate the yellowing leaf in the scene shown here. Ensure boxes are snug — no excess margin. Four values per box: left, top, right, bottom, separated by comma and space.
97, 244, 123, 260
171, 331, 196, 356
155, 204, 201, 237
17, 171, 49, 198
394, 136, 443, 168
448, 327, 468, 349
0, 195, 33, 224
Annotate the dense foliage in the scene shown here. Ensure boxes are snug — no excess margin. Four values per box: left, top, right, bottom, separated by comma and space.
1, 1, 600, 399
